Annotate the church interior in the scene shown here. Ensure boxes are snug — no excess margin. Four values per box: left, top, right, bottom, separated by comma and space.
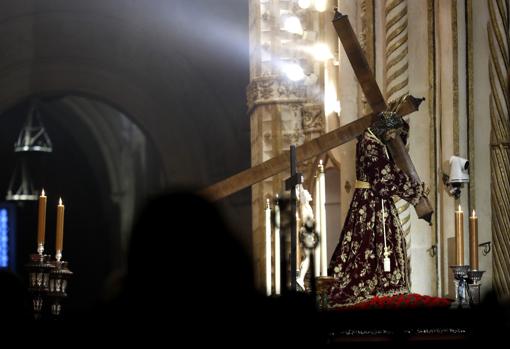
0, 0, 509, 346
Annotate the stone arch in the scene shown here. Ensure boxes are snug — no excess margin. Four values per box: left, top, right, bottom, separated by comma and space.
0, 0, 252, 310
0, 63, 181, 184
0, 2, 243, 187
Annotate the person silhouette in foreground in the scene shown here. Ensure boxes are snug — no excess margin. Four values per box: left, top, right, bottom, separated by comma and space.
94, 190, 323, 345
0, 269, 31, 322
94, 191, 254, 340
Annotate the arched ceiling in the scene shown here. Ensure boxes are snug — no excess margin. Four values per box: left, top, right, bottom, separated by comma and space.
0, 0, 250, 190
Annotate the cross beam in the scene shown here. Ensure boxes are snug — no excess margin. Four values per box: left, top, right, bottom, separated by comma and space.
200, 10, 433, 224
200, 96, 423, 200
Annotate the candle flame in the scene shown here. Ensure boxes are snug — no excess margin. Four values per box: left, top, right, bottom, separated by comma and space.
472, 209, 476, 217
59, 198, 63, 206
41, 189, 45, 196
458, 204, 462, 212
318, 159, 324, 172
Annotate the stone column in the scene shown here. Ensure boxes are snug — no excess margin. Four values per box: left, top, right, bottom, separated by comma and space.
248, 0, 325, 290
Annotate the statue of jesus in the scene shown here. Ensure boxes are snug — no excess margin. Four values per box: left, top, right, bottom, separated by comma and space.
328, 112, 424, 307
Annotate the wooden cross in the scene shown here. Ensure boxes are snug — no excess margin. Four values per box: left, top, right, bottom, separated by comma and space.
201, 10, 433, 223
332, 9, 433, 223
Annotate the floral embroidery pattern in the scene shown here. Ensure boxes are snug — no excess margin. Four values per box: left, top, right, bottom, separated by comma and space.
328, 130, 423, 307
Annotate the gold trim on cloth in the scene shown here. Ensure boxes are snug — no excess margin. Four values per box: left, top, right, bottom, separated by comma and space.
328, 287, 410, 308
355, 180, 371, 189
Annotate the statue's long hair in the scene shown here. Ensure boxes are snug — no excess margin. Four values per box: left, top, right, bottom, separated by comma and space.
370, 111, 404, 141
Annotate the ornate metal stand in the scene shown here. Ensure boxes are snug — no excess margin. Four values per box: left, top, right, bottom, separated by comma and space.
26, 252, 73, 319
48, 260, 73, 317
297, 218, 319, 292
467, 270, 485, 305
316, 276, 335, 310
449, 265, 470, 308
450, 265, 486, 307
26, 253, 54, 319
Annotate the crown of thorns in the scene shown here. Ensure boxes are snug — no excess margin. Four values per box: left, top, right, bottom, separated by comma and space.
371, 110, 404, 138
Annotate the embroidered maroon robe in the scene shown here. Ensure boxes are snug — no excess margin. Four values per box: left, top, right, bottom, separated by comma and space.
328, 128, 423, 307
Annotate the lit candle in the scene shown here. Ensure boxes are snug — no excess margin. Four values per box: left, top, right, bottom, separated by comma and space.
55, 198, 65, 261
265, 198, 272, 296
274, 196, 281, 295
469, 209, 479, 270
37, 189, 47, 254
455, 204, 464, 265
319, 160, 327, 276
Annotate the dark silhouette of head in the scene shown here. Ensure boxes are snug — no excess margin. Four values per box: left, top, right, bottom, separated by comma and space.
125, 190, 255, 318
94, 190, 322, 345
0, 270, 30, 321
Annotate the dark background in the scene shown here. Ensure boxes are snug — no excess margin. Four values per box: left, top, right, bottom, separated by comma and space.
0, 0, 250, 311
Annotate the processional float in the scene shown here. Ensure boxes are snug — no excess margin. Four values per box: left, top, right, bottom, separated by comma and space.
201, 9, 433, 303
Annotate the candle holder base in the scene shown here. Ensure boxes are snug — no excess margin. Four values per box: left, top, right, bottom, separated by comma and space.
450, 265, 470, 309
467, 270, 485, 305
316, 276, 335, 310
48, 259, 73, 318
26, 253, 55, 319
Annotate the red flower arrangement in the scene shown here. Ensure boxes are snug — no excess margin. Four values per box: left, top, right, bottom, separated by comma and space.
343, 293, 452, 310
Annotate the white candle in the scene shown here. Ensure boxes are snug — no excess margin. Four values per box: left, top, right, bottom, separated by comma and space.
455, 204, 464, 266
314, 174, 321, 277
274, 197, 281, 295
265, 198, 272, 296
319, 161, 328, 276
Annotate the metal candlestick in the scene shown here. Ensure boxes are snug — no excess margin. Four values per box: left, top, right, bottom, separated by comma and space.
316, 276, 335, 310
26, 253, 54, 319
48, 259, 73, 317
449, 265, 470, 308
467, 270, 485, 305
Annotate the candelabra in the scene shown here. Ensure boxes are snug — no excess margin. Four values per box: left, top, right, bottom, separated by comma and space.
48, 259, 73, 316
449, 265, 470, 308
26, 252, 73, 319
26, 253, 54, 319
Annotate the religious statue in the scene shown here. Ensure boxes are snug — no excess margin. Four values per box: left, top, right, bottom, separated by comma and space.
296, 184, 315, 291
327, 112, 424, 307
